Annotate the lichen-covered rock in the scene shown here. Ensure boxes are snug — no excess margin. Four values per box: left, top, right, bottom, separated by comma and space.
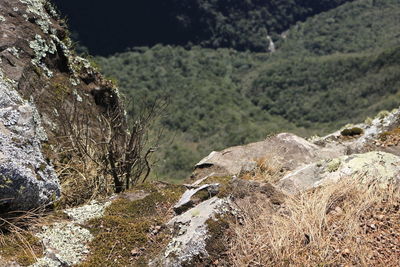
31, 223, 93, 267
30, 200, 111, 267
151, 197, 231, 267
312, 108, 400, 151
0, 0, 128, 209
63, 200, 111, 224
174, 183, 220, 214
278, 151, 400, 194
0, 70, 60, 211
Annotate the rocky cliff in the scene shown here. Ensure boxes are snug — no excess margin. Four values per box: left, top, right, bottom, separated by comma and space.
1, 1, 400, 266
0, 0, 126, 211
2, 107, 398, 266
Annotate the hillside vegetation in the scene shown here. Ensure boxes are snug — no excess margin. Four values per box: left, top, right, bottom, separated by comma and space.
96, 0, 400, 181
53, 0, 353, 55
168, 0, 353, 51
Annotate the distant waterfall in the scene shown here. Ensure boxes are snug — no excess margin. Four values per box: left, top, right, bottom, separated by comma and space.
267, 35, 276, 53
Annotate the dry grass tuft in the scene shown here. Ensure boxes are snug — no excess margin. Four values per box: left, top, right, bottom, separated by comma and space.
0, 209, 44, 265
228, 178, 400, 266
241, 155, 285, 184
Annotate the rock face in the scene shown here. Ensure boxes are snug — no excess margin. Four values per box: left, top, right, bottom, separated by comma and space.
176, 108, 400, 267
0, 69, 59, 211
153, 197, 230, 267
278, 151, 400, 194
194, 108, 400, 183
193, 132, 345, 179
0, 0, 127, 210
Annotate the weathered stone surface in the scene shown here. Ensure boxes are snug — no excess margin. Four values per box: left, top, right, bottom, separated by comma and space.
193, 132, 345, 179
0, 70, 60, 211
278, 151, 400, 194
174, 183, 220, 214
151, 197, 231, 267
30, 200, 111, 267
0, 0, 128, 209
31, 223, 93, 267
313, 108, 400, 153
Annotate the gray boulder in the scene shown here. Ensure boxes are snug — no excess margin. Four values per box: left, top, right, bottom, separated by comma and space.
0, 71, 60, 211
278, 151, 400, 194
151, 197, 231, 267
193, 133, 346, 179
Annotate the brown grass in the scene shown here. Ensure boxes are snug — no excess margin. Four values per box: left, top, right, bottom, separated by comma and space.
0, 210, 44, 265
241, 155, 285, 184
228, 178, 400, 266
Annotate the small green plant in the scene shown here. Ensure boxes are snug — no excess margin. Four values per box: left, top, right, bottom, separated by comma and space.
364, 117, 373, 126
341, 127, 363, 137
376, 110, 390, 120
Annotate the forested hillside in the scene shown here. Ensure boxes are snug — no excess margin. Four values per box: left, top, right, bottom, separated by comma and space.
96, 0, 400, 181
53, 0, 353, 55
167, 0, 354, 51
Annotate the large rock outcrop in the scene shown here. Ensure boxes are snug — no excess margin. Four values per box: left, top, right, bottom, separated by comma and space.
278, 151, 400, 194
193, 132, 346, 179
0, 0, 127, 210
0, 68, 59, 211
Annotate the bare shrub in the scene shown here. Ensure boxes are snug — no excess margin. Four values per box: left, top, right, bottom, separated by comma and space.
228, 178, 400, 266
49, 93, 165, 206
104, 99, 166, 193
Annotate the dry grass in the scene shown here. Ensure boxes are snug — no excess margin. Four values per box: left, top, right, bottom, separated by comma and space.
54, 151, 112, 208
0, 210, 44, 265
228, 178, 400, 266
241, 155, 285, 184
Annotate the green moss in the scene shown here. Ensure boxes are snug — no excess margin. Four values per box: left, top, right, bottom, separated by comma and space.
198, 176, 233, 198
206, 217, 229, 250
0, 232, 43, 266
52, 82, 70, 100
200, 216, 231, 265
78, 182, 185, 267
192, 189, 211, 202
340, 127, 364, 137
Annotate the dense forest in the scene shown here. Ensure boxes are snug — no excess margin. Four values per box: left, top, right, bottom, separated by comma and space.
53, 0, 353, 55
94, 0, 400, 181
168, 0, 354, 51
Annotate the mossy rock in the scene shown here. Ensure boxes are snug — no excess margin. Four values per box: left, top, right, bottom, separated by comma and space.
199, 175, 233, 198
376, 110, 390, 120
78, 182, 185, 267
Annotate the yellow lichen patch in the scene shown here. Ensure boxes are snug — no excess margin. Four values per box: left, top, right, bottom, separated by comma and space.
0, 231, 43, 266
78, 182, 185, 267
325, 158, 341, 173
344, 152, 400, 181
